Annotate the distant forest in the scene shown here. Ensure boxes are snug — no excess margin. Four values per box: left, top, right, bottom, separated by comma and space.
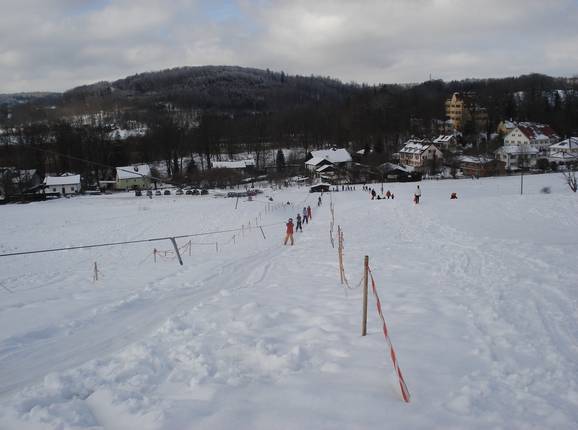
1, 66, 578, 183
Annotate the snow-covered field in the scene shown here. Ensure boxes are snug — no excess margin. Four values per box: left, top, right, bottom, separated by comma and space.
0, 174, 577, 429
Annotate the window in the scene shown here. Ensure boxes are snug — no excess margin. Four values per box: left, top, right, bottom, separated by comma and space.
52, 188, 56, 192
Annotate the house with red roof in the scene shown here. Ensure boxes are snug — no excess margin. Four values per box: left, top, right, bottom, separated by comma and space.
503, 122, 559, 152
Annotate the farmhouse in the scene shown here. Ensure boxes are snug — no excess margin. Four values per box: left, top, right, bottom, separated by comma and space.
306, 148, 352, 168
456, 155, 504, 177
115, 164, 151, 190
44, 173, 81, 195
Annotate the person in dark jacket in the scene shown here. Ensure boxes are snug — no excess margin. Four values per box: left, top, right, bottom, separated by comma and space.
296, 213, 303, 232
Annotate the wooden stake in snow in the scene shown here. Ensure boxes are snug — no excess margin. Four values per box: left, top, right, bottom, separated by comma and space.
362, 255, 369, 336
93, 262, 99, 282
169, 238, 183, 266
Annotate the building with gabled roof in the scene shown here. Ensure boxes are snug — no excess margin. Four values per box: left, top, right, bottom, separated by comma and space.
115, 164, 151, 190
504, 122, 559, 151
44, 173, 81, 195
495, 145, 539, 170
549, 137, 578, 155
399, 140, 443, 172
307, 148, 352, 164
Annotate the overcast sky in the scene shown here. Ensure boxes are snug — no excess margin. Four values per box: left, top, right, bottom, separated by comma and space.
1, 0, 578, 93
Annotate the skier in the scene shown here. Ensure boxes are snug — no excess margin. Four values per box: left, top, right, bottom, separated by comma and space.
414, 185, 422, 204
296, 213, 303, 232
307, 205, 312, 221
284, 218, 294, 245
318, 196, 322, 207
371, 189, 376, 200
302, 207, 308, 224
386, 190, 391, 199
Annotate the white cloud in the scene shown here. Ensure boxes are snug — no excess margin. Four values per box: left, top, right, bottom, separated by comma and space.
0, 0, 577, 92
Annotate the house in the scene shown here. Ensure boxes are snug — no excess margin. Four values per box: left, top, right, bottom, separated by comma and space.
306, 148, 352, 169
115, 164, 151, 190
548, 137, 578, 155
456, 155, 504, 177
445, 92, 488, 132
548, 151, 578, 167
398, 140, 443, 173
497, 120, 518, 136
44, 173, 81, 195
305, 157, 334, 172
379, 162, 420, 182
309, 183, 331, 193
503, 123, 559, 152
433, 135, 459, 152
495, 145, 539, 170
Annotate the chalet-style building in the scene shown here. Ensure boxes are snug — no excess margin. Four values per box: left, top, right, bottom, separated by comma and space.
503, 123, 559, 152
399, 140, 443, 172
305, 148, 352, 169
115, 164, 151, 190
445, 92, 488, 132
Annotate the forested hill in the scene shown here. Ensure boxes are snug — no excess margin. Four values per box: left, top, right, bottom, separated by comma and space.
62, 66, 359, 111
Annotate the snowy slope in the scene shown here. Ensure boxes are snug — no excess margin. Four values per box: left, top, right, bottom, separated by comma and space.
0, 175, 577, 429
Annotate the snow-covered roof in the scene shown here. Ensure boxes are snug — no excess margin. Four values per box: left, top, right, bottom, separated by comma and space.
116, 164, 151, 180
399, 141, 437, 154
548, 151, 578, 161
549, 137, 578, 151
44, 174, 81, 186
309, 148, 352, 164
305, 157, 331, 166
496, 145, 539, 155
380, 162, 410, 173
457, 155, 495, 164
211, 159, 255, 169
316, 164, 336, 173
433, 135, 455, 143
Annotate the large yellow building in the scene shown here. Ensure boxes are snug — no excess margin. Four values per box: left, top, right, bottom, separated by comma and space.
445, 92, 488, 133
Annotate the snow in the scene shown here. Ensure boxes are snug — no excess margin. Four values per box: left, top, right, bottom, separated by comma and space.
1, 174, 578, 429
116, 164, 151, 180
44, 174, 81, 186
211, 159, 255, 169
309, 148, 352, 164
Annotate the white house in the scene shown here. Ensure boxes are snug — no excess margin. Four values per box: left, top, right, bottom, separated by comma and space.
115, 164, 151, 190
307, 148, 352, 164
495, 145, 539, 170
548, 137, 578, 155
503, 122, 559, 152
44, 173, 81, 195
398, 140, 443, 172
305, 157, 334, 172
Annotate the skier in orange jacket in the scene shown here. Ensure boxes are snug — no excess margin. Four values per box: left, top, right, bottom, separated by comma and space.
284, 218, 294, 245
307, 205, 312, 221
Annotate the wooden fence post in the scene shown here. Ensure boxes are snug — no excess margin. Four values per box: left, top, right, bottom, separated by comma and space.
362, 255, 369, 336
93, 262, 99, 282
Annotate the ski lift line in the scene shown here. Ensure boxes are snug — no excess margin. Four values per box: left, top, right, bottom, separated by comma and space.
0, 221, 286, 258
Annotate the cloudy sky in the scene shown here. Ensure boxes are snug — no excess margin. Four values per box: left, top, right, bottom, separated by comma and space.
1, 0, 578, 93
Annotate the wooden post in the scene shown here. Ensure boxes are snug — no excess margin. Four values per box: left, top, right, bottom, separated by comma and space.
169, 237, 184, 266
235, 196, 239, 209
93, 262, 98, 281
259, 226, 266, 240
362, 255, 369, 336
338, 225, 344, 284
153, 248, 157, 263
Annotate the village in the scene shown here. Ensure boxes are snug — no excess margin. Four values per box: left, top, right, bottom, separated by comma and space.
1, 91, 576, 202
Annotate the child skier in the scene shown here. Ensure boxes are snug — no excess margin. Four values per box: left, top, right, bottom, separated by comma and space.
414, 185, 422, 204
284, 218, 294, 245
296, 213, 303, 232
307, 205, 312, 221
302, 207, 308, 224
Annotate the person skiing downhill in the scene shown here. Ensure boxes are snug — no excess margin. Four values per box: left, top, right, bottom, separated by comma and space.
307, 205, 312, 221
318, 196, 322, 206
302, 207, 308, 224
414, 185, 422, 204
284, 218, 294, 245
296, 213, 303, 232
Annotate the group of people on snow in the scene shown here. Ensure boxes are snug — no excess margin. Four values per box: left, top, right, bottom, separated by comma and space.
285, 205, 314, 246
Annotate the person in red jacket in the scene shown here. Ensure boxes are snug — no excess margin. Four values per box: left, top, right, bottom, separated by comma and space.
284, 218, 294, 245
307, 205, 312, 221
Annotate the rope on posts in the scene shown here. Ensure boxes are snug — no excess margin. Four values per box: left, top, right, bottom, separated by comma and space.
368, 267, 411, 403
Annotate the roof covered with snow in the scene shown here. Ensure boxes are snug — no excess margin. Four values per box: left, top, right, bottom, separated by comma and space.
399, 140, 436, 154
116, 164, 151, 180
211, 159, 255, 169
433, 135, 456, 143
496, 145, 539, 155
44, 174, 81, 186
549, 137, 578, 151
309, 148, 352, 164
457, 155, 495, 164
